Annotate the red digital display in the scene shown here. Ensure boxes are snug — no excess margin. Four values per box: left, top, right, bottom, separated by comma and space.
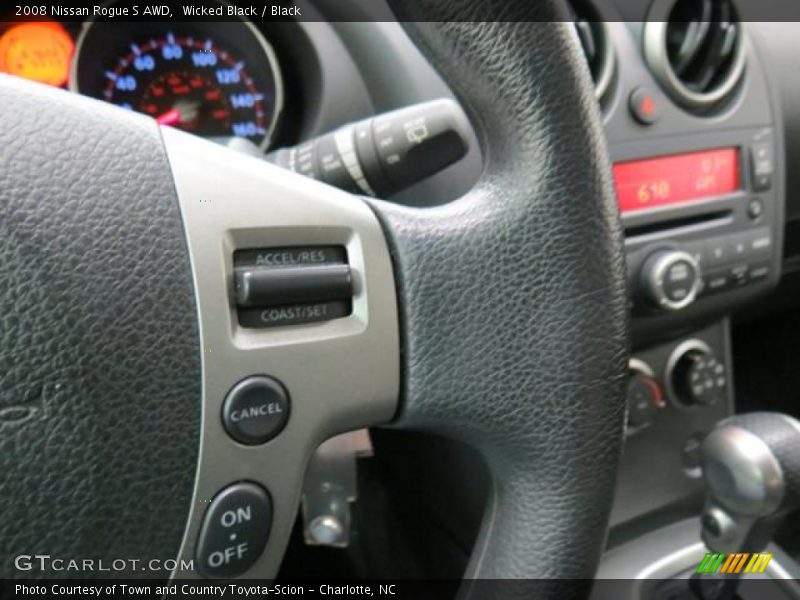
612, 148, 740, 214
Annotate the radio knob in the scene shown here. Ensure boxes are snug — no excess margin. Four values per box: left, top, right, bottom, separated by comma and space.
639, 249, 702, 311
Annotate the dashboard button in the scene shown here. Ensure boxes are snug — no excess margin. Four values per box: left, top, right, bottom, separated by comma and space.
629, 87, 659, 125
223, 376, 290, 445
748, 262, 770, 282
746, 229, 773, 257
748, 198, 764, 220
752, 173, 773, 192
729, 264, 749, 287
750, 143, 774, 192
727, 234, 748, 262
703, 271, 731, 296
704, 238, 728, 267
196, 482, 272, 578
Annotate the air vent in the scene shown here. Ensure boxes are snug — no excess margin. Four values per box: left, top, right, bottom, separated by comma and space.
644, 0, 746, 112
570, 0, 615, 101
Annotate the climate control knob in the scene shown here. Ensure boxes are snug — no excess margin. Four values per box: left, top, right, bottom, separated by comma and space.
627, 370, 665, 430
639, 249, 702, 311
667, 341, 726, 407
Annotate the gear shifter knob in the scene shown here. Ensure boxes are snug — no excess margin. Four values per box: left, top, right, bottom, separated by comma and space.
699, 412, 800, 553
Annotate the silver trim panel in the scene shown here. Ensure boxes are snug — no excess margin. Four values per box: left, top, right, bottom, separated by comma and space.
162, 126, 399, 578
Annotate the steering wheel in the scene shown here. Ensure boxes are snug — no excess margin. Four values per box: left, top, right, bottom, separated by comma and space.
0, 0, 629, 593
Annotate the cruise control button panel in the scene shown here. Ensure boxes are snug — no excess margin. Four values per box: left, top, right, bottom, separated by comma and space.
223, 376, 290, 445
233, 246, 353, 328
196, 482, 272, 578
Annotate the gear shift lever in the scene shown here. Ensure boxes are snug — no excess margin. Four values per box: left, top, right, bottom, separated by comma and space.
692, 412, 800, 600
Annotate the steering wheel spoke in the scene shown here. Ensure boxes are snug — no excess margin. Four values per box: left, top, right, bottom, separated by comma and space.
161, 128, 400, 578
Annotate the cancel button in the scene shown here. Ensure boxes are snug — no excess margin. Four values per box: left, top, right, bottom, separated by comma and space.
222, 376, 290, 445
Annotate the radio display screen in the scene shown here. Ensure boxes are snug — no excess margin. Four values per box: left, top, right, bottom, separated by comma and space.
612, 148, 740, 214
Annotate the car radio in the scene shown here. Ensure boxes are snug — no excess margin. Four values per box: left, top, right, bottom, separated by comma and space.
613, 127, 781, 320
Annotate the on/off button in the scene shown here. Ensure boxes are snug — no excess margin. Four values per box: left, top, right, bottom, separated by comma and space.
222, 376, 290, 445
195, 482, 273, 578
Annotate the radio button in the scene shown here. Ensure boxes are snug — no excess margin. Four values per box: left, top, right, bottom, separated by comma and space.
748, 198, 764, 220
750, 143, 774, 192
704, 238, 728, 267
729, 264, 749, 287
752, 172, 773, 193
702, 271, 731, 296
746, 229, 773, 257
727, 234, 748, 262
748, 262, 770, 282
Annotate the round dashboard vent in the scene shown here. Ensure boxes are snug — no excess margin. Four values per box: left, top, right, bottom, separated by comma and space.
644, 0, 746, 112
570, 0, 616, 101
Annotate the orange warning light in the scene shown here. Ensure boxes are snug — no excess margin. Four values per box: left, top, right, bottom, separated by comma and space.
0, 22, 74, 87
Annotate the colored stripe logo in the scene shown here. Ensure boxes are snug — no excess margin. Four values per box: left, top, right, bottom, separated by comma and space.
697, 553, 772, 574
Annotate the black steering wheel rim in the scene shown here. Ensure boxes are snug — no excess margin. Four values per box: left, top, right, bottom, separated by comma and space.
367, 3, 630, 582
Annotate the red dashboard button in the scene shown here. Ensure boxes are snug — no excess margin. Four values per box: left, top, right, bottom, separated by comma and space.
629, 87, 659, 125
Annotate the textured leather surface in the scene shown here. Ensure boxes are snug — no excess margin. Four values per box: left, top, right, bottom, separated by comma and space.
0, 75, 201, 578
368, 1, 630, 588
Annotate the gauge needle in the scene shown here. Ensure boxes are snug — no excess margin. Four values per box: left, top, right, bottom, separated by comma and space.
155, 108, 181, 126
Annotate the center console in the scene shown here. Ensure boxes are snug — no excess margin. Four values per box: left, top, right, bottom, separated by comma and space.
612, 322, 733, 526
577, 0, 800, 592
587, 2, 786, 530
603, 16, 784, 335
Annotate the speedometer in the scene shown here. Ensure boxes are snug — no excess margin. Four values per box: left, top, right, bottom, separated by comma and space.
70, 20, 283, 150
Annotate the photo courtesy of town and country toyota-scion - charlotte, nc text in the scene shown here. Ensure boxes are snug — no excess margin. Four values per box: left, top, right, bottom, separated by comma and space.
14, 584, 398, 596
15, 4, 302, 18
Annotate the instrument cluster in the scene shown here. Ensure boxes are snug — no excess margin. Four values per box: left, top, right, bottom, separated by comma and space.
0, 16, 284, 149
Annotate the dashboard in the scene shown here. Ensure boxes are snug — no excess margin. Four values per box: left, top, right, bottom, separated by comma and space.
2, 0, 800, 535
